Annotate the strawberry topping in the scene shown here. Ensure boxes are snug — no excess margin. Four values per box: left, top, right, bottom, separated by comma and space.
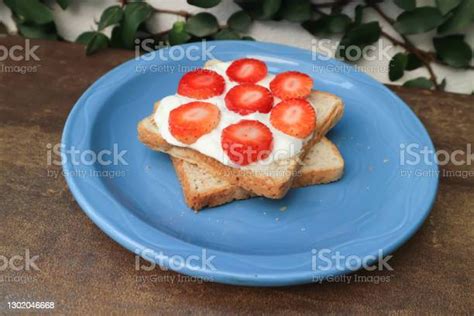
221, 120, 273, 166
270, 98, 316, 139
225, 84, 273, 115
169, 101, 220, 144
177, 69, 225, 99
226, 58, 268, 84
269, 71, 313, 100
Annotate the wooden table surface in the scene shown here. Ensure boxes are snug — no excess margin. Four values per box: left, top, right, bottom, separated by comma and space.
1, 36, 473, 314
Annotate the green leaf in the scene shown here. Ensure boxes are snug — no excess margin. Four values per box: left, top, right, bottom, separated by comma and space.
234, 0, 279, 20
241, 35, 255, 40
302, 14, 351, 35
337, 22, 381, 61
187, 0, 221, 9
76, 31, 96, 44
393, 7, 444, 34
301, 20, 322, 35
437, 0, 474, 33
18, 23, 57, 40
98, 6, 123, 31
281, 0, 312, 22
405, 53, 423, 70
185, 13, 219, 37
433, 35, 472, 68
233, 0, 259, 18
85, 32, 109, 55
213, 28, 241, 40
324, 14, 351, 33
4, 0, 54, 25
403, 77, 433, 89
341, 22, 381, 45
262, 0, 282, 19
56, 0, 70, 10
120, 2, 153, 49
228, 11, 252, 32
110, 26, 123, 48
394, 0, 416, 11
354, 5, 364, 26
168, 21, 191, 45
389, 53, 407, 81
436, 0, 462, 15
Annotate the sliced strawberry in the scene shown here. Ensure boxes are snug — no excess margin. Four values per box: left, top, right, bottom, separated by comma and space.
221, 120, 273, 166
226, 58, 267, 84
269, 71, 313, 100
225, 84, 273, 115
177, 69, 225, 99
270, 98, 316, 139
169, 101, 220, 144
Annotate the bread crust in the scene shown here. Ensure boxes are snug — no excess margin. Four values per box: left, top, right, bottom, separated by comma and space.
171, 158, 253, 210
171, 137, 344, 210
291, 139, 344, 188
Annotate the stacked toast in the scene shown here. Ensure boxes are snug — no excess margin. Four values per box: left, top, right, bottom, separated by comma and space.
138, 58, 344, 211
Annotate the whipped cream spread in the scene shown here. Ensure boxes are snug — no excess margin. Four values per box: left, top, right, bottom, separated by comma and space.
154, 61, 314, 168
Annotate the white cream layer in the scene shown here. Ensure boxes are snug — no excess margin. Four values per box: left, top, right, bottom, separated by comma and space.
154, 61, 313, 168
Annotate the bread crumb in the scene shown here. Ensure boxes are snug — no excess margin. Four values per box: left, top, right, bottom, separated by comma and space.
383, 158, 389, 163
279, 206, 288, 212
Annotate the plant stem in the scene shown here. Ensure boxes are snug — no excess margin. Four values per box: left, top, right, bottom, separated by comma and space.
118, 0, 193, 19
153, 8, 193, 19
369, 3, 441, 90
311, 0, 351, 9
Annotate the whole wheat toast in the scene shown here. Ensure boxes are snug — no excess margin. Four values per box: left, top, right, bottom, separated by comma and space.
172, 137, 344, 210
138, 59, 344, 198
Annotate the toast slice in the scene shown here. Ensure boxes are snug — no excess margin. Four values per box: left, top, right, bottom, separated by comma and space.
172, 137, 344, 210
138, 59, 344, 199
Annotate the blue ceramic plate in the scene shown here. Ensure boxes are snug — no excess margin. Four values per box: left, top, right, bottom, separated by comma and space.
62, 41, 438, 286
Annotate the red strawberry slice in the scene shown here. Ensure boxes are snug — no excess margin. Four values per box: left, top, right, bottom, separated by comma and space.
270, 98, 316, 139
269, 71, 313, 100
221, 120, 273, 166
226, 58, 268, 84
225, 84, 273, 115
169, 101, 220, 144
177, 69, 225, 99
